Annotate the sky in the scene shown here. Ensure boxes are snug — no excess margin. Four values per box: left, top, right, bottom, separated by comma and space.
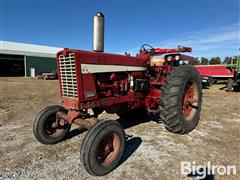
1, 0, 239, 60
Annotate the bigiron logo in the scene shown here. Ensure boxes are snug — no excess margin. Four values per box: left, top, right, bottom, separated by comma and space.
181, 161, 237, 179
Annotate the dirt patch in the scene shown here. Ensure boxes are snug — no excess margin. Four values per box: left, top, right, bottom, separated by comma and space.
0, 78, 239, 179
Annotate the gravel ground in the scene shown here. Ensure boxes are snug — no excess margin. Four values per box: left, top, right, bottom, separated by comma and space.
0, 77, 239, 180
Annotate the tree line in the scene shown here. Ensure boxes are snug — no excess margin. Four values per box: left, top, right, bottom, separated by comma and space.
190, 56, 238, 65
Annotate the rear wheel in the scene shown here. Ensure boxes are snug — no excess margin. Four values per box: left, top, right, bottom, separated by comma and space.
80, 120, 125, 176
159, 65, 202, 134
33, 105, 71, 144
227, 78, 233, 92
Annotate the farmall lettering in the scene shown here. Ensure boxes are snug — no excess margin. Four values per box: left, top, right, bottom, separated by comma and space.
33, 12, 202, 176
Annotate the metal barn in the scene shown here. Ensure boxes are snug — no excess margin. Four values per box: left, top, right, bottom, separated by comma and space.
0, 41, 62, 77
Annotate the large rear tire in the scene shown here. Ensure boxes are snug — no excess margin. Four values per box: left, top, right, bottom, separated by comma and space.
159, 65, 202, 134
227, 78, 233, 92
80, 120, 126, 176
33, 105, 71, 144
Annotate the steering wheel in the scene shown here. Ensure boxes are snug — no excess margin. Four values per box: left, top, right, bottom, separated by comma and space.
139, 44, 154, 55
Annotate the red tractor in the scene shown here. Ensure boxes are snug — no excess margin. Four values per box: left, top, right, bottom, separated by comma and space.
33, 13, 202, 176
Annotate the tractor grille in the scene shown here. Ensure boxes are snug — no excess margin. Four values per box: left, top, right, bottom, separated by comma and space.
58, 53, 78, 98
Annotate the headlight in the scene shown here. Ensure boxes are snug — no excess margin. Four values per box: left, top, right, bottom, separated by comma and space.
167, 56, 172, 61
179, 60, 189, 65
175, 55, 180, 60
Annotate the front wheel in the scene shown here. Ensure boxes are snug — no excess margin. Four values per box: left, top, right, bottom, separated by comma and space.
33, 105, 71, 144
159, 65, 202, 134
80, 120, 126, 176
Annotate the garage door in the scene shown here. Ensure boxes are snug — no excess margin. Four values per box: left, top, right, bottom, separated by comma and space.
0, 54, 24, 76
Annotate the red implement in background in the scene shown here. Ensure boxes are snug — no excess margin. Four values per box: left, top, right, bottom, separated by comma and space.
195, 65, 234, 78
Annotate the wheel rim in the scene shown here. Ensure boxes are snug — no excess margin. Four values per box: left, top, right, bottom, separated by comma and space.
44, 113, 65, 137
95, 133, 121, 166
182, 80, 199, 121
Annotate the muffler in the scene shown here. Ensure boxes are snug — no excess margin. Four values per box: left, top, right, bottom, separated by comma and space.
93, 12, 104, 52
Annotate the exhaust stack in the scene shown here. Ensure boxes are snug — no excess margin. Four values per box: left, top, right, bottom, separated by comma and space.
93, 12, 104, 52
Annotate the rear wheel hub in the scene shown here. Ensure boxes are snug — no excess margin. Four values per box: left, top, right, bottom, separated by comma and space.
182, 80, 199, 121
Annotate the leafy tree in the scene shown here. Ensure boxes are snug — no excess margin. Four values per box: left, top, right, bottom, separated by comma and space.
200, 57, 209, 65
233, 56, 237, 64
223, 56, 231, 64
231, 56, 237, 64
209, 57, 221, 65
190, 57, 200, 65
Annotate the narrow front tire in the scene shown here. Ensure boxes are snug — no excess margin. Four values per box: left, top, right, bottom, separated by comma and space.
33, 105, 71, 144
80, 120, 126, 176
